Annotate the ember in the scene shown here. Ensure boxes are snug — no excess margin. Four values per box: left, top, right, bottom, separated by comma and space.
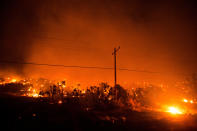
58, 100, 62, 104
183, 99, 188, 103
190, 100, 194, 104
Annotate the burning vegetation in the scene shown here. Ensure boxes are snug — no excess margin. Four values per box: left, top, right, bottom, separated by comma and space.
1, 74, 197, 116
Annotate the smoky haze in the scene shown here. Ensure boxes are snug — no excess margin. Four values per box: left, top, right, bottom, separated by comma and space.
0, 0, 197, 86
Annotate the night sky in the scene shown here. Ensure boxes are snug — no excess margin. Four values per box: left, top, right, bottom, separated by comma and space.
0, 0, 197, 86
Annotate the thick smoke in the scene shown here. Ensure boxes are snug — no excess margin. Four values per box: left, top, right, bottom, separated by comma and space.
0, 0, 197, 85
0, 0, 60, 75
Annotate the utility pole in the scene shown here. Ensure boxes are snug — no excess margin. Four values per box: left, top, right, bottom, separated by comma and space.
112, 46, 120, 87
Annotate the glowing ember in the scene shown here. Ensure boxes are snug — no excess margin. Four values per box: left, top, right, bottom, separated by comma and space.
190, 100, 194, 104
82, 90, 86, 94
58, 100, 62, 104
183, 99, 188, 103
32, 93, 39, 97
167, 106, 183, 115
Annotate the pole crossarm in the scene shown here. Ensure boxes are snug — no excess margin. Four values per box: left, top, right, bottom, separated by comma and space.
112, 46, 120, 55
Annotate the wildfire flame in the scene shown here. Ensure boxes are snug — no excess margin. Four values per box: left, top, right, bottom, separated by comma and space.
11, 79, 17, 83
167, 106, 183, 115
1, 76, 197, 115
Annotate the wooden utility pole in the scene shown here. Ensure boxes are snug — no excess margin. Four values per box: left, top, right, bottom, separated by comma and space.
112, 46, 120, 87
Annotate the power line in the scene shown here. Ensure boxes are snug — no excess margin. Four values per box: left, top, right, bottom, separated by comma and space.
0, 60, 191, 76
0, 60, 113, 70
0, 60, 157, 73
118, 68, 159, 74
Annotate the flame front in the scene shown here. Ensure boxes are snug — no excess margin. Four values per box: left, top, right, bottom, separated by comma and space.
167, 106, 183, 115
1, 75, 197, 115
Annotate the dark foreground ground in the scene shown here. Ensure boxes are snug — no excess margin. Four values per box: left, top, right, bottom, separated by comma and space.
0, 94, 197, 131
